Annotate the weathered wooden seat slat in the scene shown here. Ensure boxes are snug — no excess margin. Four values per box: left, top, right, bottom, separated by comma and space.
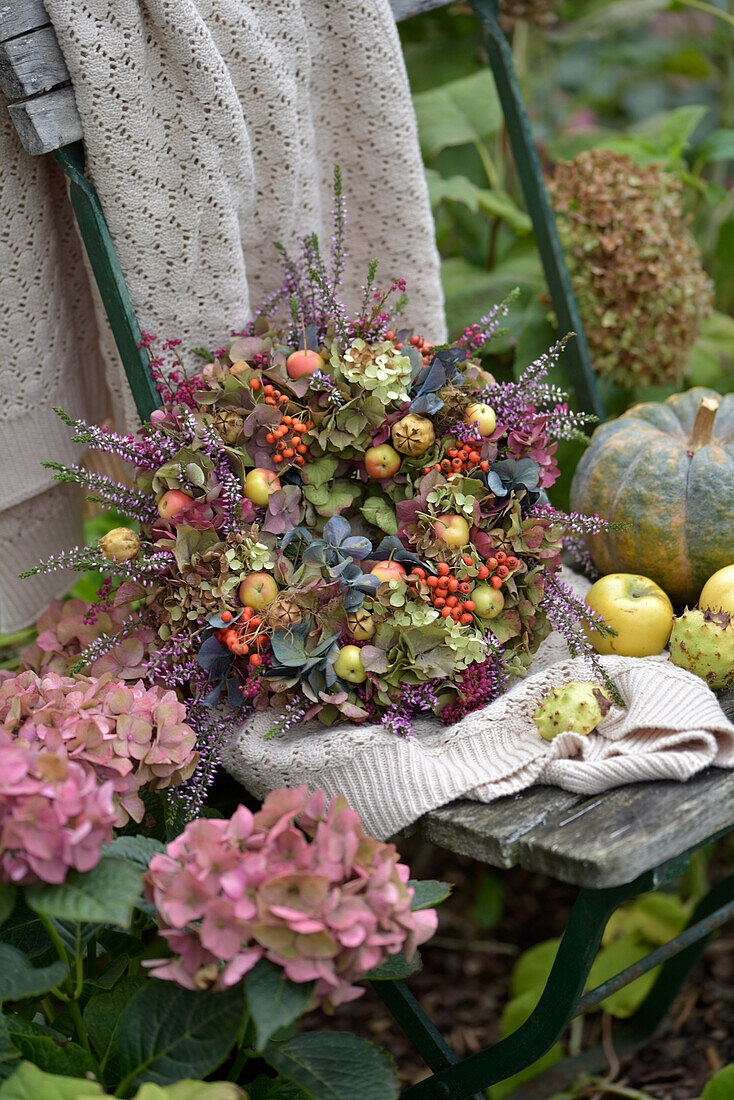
0, 0, 81, 155
420, 691, 734, 887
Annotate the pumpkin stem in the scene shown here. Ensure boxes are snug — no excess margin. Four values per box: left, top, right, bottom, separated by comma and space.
688, 396, 719, 451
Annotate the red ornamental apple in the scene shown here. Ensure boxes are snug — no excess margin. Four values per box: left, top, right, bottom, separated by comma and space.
238, 572, 279, 611
286, 350, 325, 379
433, 514, 471, 548
370, 560, 407, 584
157, 490, 194, 522
364, 444, 401, 480
243, 469, 281, 508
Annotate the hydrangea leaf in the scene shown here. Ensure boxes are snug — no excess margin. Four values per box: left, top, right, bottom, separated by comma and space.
116, 983, 244, 1089
25, 858, 143, 928
245, 959, 315, 1051
264, 1032, 398, 1100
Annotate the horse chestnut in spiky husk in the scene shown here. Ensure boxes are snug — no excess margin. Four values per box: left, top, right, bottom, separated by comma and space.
669, 607, 734, 691
533, 681, 613, 741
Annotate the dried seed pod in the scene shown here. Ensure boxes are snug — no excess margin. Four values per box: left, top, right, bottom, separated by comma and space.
99, 527, 141, 562
347, 608, 376, 641
391, 414, 436, 457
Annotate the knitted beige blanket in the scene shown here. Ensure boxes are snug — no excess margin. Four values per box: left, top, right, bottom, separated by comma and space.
224, 571, 734, 838
0, 0, 445, 632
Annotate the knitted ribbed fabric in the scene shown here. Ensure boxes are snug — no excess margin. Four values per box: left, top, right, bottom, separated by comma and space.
224, 570, 734, 838
0, 0, 446, 631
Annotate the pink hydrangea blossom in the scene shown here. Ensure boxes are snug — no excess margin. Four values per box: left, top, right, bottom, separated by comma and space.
144, 786, 438, 1009
21, 596, 155, 679
0, 671, 198, 825
0, 732, 116, 884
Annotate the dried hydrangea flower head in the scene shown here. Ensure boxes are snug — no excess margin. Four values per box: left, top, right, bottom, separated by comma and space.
332, 338, 413, 405
0, 732, 116, 884
144, 785, 438, 1009
548, 149, 713, 388
0, 670, 197, 826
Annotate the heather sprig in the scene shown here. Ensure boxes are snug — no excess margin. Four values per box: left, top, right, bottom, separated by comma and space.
52, 408, 164, 470
20, 543, 173, 581
541, 574, 622, 703
185, 413, 243, 532
42, 461, 159, 525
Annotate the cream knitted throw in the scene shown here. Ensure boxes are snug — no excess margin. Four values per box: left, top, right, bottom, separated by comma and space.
0, 0, 445, 632
224, 570, 734, 839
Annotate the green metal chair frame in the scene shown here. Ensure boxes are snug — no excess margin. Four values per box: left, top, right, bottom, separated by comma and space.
7, 0, 734, 1095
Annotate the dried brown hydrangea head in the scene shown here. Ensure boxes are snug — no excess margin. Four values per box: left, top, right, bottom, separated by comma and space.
499, 0, 558, 33
548, 149, 713, 388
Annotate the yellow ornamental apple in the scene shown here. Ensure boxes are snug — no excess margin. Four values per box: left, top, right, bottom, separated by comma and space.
699, 565, 734, 616
433, 515, 471, 549
333, 645, 367, 684
243, 469, 281, 508
464, 402, 496, 438
584, 573, 674, 657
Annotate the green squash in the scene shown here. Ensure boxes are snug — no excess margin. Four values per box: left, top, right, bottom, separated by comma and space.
570, 388, 734, 605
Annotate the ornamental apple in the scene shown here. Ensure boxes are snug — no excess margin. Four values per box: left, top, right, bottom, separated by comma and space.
471, 584, 505, 620
286, 350, 324, 379
243, 468, 281, 508
584, 573, 674, 657
238, 572, 278, 611
364, 444, 401, 480
370, 560, 407, 584
699, 565, 734, 616
333, 644, 367, 684
433, 514, 471, 549
157, 490, 194, 522
464, 402, 496, 438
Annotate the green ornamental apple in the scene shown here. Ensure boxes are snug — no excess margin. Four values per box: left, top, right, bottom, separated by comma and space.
584, 572, 674, 657
238, 572, 279, 611
243, 468, 281, 508
433, 514, 471, 549
471, 583, 505, 620
364, 444, 401, 480
333, 644, 367, 684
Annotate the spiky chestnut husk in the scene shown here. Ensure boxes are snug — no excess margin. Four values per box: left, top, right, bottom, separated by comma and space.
669, 607, 734, 691
533, 681, 613, 742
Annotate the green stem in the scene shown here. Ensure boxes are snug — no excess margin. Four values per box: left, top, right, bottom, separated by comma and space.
68, 1000, 91, 1052
227, 1046, 252, 1083
672, 0, 734, 28
475, 139, 502, 191
74, 928, 85, 1002
38, 914, 70, 971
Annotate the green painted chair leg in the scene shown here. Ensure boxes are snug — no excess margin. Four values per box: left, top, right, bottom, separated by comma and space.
396, 880, 639, 1100
469, 0, 605, 422
53, 142, 162, 422
627, 870, 734, 1040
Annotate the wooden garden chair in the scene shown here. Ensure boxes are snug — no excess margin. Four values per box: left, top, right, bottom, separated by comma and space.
4, 2, 734, 1096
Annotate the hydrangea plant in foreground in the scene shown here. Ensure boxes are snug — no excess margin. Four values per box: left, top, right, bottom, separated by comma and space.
144, 785, 438, 1009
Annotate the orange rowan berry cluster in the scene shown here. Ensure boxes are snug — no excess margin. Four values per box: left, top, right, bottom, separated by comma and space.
385, 329, 435, 366
249, 378, 315, 468
423, 445, 490, 479
215, 607, 270, 667
407, 551, 520, 626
